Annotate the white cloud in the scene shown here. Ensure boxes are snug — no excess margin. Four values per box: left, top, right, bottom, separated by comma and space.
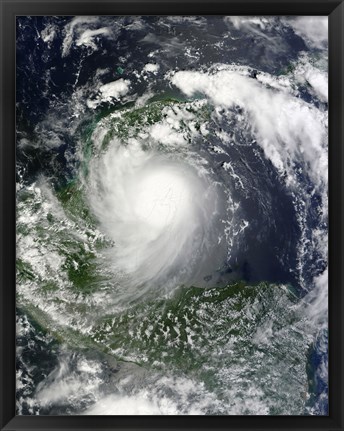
171, 68, 327, 188
304, 68, 328, 102
76, 27, 111, 50
143, 63, 160, 74
286, 16, 328, 49
149, 123, 186, 146
87, 79, 131, 109
62, 16, 99, 57
35, 355, 104, 408
85, 117, 223, 301
85, 393, 162, 415
41, 24, 57, 45
225, 16, 269, 31
301, 268, 328, 329
99, 79, 131, 102
62, 17, 116, 57
84, 374, 221, 415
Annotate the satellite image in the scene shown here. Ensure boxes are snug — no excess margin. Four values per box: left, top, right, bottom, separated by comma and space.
16, 16, 328, 415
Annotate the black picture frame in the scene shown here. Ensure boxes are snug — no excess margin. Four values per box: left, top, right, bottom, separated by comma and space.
1, 0, 343, 430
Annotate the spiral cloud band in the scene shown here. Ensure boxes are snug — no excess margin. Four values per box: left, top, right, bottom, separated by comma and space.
87, 136, 226, 300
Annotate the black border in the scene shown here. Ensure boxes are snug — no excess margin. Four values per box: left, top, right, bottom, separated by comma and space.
1, 1, 343, 430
